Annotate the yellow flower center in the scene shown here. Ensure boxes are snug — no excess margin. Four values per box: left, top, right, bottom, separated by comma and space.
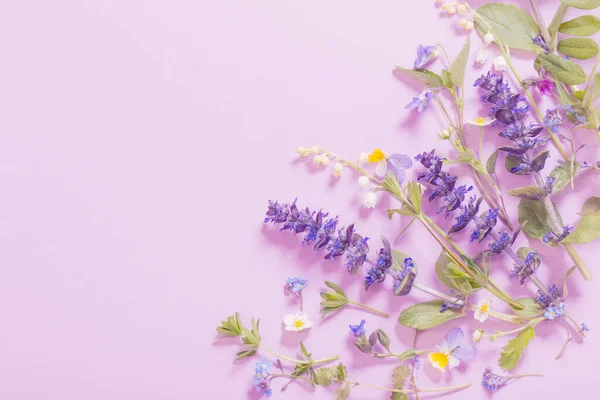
294, 320, 304, 328
256, 373, 262, 378
368, 149, 386, 163
480, 304, 489, 313
476, 117, 486, 125
430, 352, 449, 369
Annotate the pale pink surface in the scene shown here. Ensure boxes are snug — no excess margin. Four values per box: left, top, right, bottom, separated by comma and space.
0, 0, 598, 399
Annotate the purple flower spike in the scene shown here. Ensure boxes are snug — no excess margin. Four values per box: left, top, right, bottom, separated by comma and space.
413, 44, 439, 69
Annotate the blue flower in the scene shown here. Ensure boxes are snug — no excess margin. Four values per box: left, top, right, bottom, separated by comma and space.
413, 44, 439, 69
405, 89, 435, 112
489, 230, 510, 254
582, 323, 590, 332
253, 358, 273, 397
284, 277, 308, 296
349, 319, 366, 337
535, 283, 562, 308
544, 107, 562, 133
544, 303, 565, 320
509, 251, 540, 284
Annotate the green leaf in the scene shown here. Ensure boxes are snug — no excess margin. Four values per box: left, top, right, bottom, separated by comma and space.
549, 162, 580, 193
508, 186, 548, 200
559, 15, 600, 36
435, 251, 479, 294
486, 150, 499, 174
558, 38, 599, 59
549, 4, 569, 42
336, 362, 348, 381
474, 3, 540, 52
562, 208, 600, 244
441, 69, 453, 89
325, 281, 347, 297
562, 265, 577, 299
376, 329, 392, 352
580, 196, 600, 215
334, 383, 351, 400
313, 367, 336, 386
391, 393, 408, 400
320, 282, 349, 316
391, 365, 411, 391
511, 298, 544, 318
300, 341, 311, 358
538, 53, 587, 84
518, 199, 562, 244
451, 36, 470, 87
394, 67, 443, 88
398, 300, 465, 330
560, 0, 600, 10
216, 312, 243, 337
387, 205, 416, 218
505, 154, 525, 175
406, 182, 423, 214
498, 327, 535, 371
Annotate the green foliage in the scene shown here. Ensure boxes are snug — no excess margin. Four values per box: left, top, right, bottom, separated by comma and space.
499, 327, 535, 371
391, 365, 411, 392
562, 266, 577, 299
441, 69, 453, 90
398, 300, 465, 330
474, 3, 540, 52
216, 313, 243, 337
319, 281, 349, 317
396, 348, 429, 361
395, 67, 443, 88
538, 53, 587, 84
508, 186, 548, 200
334, 383, 351, 400
559, 15, 600, 36
450, 36, 470, 87
390, 394, 408, 400
518, 199, 563, 245
548, 162, 580, 193
558, 38, 599, 59
406, 181, 423, 214
511, 298, 544, 318
486, 150, 499, 174
562, 196, 600, 244
435, 251, 481, 294
560, 0, 600, 10
314, 363, 347, 387
238, 318, 261, 359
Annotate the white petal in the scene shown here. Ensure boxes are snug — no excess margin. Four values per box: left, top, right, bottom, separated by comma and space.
303, 320, 314, 329
285, 325, 296, 331
283, 314, 296, 326
479, 312, 490, 323
374, 160, 388, 177
474, 310, 484, 322
295, 312, 308, 321
447, 355, 460, 370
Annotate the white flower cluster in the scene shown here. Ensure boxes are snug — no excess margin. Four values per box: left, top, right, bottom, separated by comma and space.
436, 1, 474, 32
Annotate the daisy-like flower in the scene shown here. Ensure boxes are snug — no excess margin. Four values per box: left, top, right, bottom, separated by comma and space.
474, 300, 492, 322
366, 149, 413, 180
466, 116, 495, 127
428, 328, 476, 372
283, 312, 314, 332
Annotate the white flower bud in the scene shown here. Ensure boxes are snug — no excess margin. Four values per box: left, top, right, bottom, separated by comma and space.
320, 156, 330, 166
474, 48, 488, 65
472, 329, 484, 343
313, 155, 323, 164
493, 55, 507, 72
484, 32, 494, 45
438, 128, 452, 140
457, 4, 466, 14
447, 6, 457, 14
458, 18, 468, 27
363, 192, 377, 208
358, 152, 369, 164
358, 176, 370, 189
465, 21, 474, 31
310, 146, 319, 155
333, 163, 344, 178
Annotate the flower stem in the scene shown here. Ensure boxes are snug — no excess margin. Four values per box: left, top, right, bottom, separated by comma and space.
347, 301, 390, 318
351, 381, 472, 394
259, 345, 339, 365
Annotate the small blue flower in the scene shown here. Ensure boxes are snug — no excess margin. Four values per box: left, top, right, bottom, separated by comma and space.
284, 277, 308, 296
405, 89, 435, 112
349, 319, 366, 337
582, 323, 590, 332
413, 44, 440, 69
253, 358, 274, 397
544, 303, 565, 320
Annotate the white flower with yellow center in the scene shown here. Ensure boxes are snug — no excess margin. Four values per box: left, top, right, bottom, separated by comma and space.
466, 116, 495, 127
474, 300, 492, 323
283, 312, 313, 332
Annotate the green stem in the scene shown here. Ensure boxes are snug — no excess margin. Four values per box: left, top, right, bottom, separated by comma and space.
352, 381, 472, 394
259, 346, 339, 365
347, 301, 390, 318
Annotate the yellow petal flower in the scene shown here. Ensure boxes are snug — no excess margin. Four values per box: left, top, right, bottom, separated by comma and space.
367, 149, 386, 163
428, 352, 449, 372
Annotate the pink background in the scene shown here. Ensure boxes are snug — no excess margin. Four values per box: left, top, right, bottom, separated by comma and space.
0, 0, 598, 398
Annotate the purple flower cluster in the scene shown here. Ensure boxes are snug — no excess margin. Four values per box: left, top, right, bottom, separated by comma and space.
365, 237, 393, 290
535, 283, 562, 308
482, 368, 507, 392
392, 257, 416, 296
475, 72, 549, 176
542, 225, 573, 245
509, 251, 541, 285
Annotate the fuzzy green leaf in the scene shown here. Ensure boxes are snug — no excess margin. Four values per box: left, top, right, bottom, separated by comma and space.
538, 53, 587, 84
559, 15, 600, 36
580, 196, 600, 215
407, 181, 423, 214
398, 300, 465, 330
549, 162, 580, 193
334, 383, 351, 400
562, 198, 600, 244
499, 327, 535, 371
518, 199, 562, 244
216, 312, 244, 337
512, 298, 544, 318
475, 3, 540, 52
508, 186, 548, 200
451, 36, 470, 87
558, 38, 599, 59
391, 365, 412, 390
435, 251, 479, 294
560, 0, 600, 10
325, 281, 347, 297
313, 367, 336, 386
395, 67, 443, 88
486, 150, 499, 174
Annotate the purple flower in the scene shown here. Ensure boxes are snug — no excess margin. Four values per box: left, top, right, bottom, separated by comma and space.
537, 79, 555, 96
284, 277, 308, 296
536, 283, 562, 308
582, 323, 590, 332
489, 230, 510, 254
364, 266, 386, 290
471, 208, 498, 242
392, 257, 416, 296
542, 225, 573, 245
253, 358, 273, 397
533, 36, 549, 52
449, 196, 483, 234
349, 319, 366, 337
405, 89, 435, 112
413, 44, 439, 69
509, 251, 540, 284
544, 107, 563, 133
482, 368, 507, 392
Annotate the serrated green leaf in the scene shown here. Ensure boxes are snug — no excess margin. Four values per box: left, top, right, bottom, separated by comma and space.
451, 36, 470, 87
475, 3, 540, 52
336, 362, 347, 382
518, 199, 562, 244
314, 367, 336, 386
499, 327, 535, 371
395, 67, 443, 88
538, 53, 587, 84
334, 383, 351, 400
563, 266, 577, 299
511, 298, 545, 317
398, 300, 465, 330
560, 0, 600, 10
558, 38, 599, 59
391, 394, 408, 400
486, 150, 499, 174
508, 186, 548, 200
549, 162, 580, 193
559, 15, 600, 36
391, 365, 411, 390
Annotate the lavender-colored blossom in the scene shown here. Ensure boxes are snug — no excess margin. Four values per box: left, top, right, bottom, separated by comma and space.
533, 35, 549, 52
392, 257, 416, 296
582, 323, 590, 332
537, 78, 555, 96
413, 44, 439, 69
542, 225, 573, 245
375, 237, 393, 270
471, 208, 499, 242
482, 368, 508, 392
344, 235, 370, 274
509, 251, 540, 284
349, 320, 366, 337
488, 230, 510, 254
449, 196, 483, 234
544, 107, 563, 133
284, 277, 308, 296
405, 89, 435, 112
364, 266, 386, 290
253, 358, 273, 397
536, 283, 562, 308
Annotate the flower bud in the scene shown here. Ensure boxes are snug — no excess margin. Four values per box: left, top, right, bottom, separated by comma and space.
358, 176, 370, 189
438, 128, 452, 140
484, 32, 494, 44
473, 329, 484, 343
465, 21, 474, 31
363, 192, 377, 208
358, 152, 369, 164
457, 4, 466, 14
320, 156, 330, 166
